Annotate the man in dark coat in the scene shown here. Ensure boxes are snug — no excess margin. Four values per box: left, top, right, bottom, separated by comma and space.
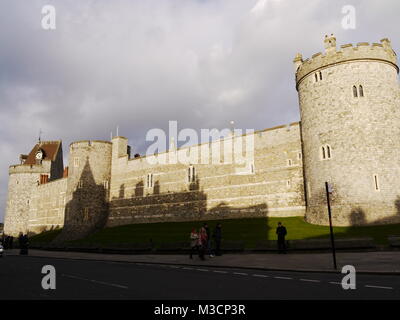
276, 222, 287, 254
213, 223, 222, 256
19, 233, 29, 255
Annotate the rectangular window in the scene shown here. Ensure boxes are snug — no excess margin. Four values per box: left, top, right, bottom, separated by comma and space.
78, 180, 83, 189
298, 152, 302, 160
74, 157, 80, 168
188, 166, 196, 182
147, 173, 153, 188
287, 159, 292, 166
373, 174, 380, 191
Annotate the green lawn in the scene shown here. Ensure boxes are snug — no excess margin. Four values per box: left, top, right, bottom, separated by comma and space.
30, 228, 62, 244
31, 217, 400, 246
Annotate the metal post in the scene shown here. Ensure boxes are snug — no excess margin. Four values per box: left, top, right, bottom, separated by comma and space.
325, 182, 337, 270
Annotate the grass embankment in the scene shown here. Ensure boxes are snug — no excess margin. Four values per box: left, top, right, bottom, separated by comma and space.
30, 217, 400, 247
30, 228, 61, 244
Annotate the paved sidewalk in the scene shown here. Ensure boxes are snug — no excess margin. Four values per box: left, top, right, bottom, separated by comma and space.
5, 249, 400, 274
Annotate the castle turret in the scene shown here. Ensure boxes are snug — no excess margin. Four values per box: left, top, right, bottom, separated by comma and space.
295, 35, 400, 226
323, 34, 337, 54
57, 140, 112, 241
4, 141, 63, 236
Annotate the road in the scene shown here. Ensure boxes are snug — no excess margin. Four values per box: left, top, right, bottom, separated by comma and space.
0, 255, 399, 300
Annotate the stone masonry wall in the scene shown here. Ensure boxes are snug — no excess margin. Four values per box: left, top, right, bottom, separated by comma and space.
27, 178, 67, 234
107, 123, 305, 226
4, 162, 51, 236
297, 43, 400, 226
57, 141, 112, 241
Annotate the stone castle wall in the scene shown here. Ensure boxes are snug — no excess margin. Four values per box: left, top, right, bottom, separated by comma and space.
107, 123, 305, 227
27, 178, 67, 234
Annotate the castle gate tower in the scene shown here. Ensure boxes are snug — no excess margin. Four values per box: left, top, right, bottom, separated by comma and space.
294, 35, 400, 226
57, 140, 112, 241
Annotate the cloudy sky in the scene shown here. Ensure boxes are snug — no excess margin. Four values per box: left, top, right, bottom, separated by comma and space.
1, 0, 399, 222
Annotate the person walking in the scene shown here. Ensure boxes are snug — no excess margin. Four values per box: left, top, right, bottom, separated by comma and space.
3, 236, 8, 250
198, 226, 208, 261
203, 223, 213, 258
9, 236, 14, 249
276, 222, 287, 254
23, 234, 29, 255
18, 233, 29, 255
18, 233, 24, 255
189, 228, 199, 259
213, 223, 222, 256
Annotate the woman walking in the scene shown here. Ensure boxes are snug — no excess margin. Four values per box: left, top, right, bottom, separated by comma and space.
189, 228, 199, 259
198, 226, 208, 261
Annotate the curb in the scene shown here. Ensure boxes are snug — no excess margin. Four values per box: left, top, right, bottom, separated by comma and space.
6, 251, 400, 276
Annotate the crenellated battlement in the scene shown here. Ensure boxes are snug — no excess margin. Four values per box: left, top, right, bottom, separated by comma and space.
294, 36, 398, 89
69, 140, 112, 149
9, 162, 51, 175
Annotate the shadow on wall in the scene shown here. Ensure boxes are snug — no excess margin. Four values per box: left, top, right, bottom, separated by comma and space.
55, 158, 109, 242
109, 175, 270, 227
50, 170, 273, 242
347, 195, 400, 226
303, 196, 400, 242
111, 175, 208, 222
349, 207, 367, 226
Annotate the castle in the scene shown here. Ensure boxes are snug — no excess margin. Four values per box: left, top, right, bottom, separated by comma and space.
4, 35, 400, 239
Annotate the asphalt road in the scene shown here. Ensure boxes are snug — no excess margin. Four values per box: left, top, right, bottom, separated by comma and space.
1, 255, 399, 300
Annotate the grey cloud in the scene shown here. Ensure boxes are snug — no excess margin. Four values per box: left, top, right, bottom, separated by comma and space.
0, 0, 399, 222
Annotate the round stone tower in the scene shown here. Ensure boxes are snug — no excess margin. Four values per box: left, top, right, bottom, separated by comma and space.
294, 35, 400, 226
59, 140, 112, 241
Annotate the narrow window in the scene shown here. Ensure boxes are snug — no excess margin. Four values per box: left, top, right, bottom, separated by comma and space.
84, 208, 89, 221
321, 145, 332, 160
74, 157, 80, 168
250, 162, 255, 174
287, 180, 291, 188
353, 86, 358, 98
78, 180, 83, 189
326, 145, 331, 159
319, 71, 322, 80
188, 166, 196, 183
373, 174, 380, 191
298, 152, 302, 160
147, 173, 153, 188
315, 73, 318, 82
359, 85, 364, 97
103, 180, 109, 189
287, 159, 292, 166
